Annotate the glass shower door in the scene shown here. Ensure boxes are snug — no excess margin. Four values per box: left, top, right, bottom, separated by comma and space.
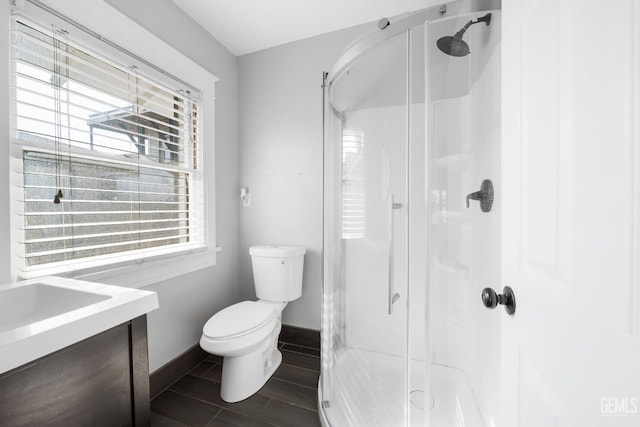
321, 5, 502, 427
321, 30, 411, 427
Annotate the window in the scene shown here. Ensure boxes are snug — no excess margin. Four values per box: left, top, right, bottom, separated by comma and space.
342, 129, 365, 239
10, 13, 208, 279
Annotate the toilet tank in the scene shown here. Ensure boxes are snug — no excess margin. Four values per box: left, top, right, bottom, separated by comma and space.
250, 245, 305, 302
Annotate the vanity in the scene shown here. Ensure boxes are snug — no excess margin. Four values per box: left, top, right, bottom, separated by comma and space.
0, 277, 159, 426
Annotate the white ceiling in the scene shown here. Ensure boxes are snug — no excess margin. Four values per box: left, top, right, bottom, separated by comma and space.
171, 0, 437, 56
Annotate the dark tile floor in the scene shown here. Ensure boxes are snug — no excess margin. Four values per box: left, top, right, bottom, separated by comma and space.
150, 341, 322, 427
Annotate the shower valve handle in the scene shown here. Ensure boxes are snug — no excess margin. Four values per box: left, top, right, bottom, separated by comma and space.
482, 286, 516, 315
466, 179, 494, 212
466, 191, 484, 207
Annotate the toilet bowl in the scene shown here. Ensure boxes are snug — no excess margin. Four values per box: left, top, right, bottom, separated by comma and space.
199, 245, 305, 402
200, 300, 285, 402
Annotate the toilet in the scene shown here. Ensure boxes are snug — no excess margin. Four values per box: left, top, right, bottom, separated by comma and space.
199, 245, 305, 402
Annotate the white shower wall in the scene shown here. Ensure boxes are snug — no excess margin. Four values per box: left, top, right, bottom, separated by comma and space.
342, 102, 427, 362
427, 12, 502, 424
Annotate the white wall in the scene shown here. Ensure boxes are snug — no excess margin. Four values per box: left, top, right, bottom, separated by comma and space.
237, 25, 372, 329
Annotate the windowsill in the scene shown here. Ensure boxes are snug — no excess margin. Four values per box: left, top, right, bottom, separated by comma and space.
74, 246, 221, 289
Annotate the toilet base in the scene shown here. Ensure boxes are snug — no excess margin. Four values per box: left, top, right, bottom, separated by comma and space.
220, 347, 282, 403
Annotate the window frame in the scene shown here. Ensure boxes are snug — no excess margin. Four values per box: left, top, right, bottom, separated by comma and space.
9, 0, 220, 287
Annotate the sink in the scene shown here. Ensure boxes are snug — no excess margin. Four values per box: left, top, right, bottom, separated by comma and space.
0, 276, 158, 374
0, 284, 110, 334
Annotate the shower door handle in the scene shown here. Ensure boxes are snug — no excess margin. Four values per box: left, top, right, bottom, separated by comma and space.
388, 194, 402, 315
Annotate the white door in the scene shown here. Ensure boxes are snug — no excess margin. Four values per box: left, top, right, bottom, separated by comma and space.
501, 1, 640, 426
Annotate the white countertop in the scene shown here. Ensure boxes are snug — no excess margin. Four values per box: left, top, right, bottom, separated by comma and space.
0, 276, 159, 374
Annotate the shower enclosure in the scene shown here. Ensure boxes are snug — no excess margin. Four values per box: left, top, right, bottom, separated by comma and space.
321, 1, 501, 426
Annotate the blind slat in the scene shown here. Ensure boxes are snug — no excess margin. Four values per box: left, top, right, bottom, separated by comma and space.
14, 101, 188, 155
12, 31, 192, 113
22, 234, 194, 259
21, 217, 205, 230
21, 210, 191, 216
24, 185, 191, 197
23, 225, 193, 244
15, 108, 189, 162
14, 80, 189, 136
19, 147, 196, 174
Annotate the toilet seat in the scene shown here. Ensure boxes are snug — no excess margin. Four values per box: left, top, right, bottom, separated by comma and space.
203, 301, 276, 339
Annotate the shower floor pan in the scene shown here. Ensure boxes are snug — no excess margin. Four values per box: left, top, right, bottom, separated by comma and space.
318, 348, 483, 427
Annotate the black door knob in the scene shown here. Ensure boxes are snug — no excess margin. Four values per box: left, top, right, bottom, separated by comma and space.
481, 286, 516, 315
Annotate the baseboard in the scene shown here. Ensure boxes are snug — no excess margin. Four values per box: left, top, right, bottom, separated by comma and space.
280, 324, 320, 350
149, 344, 208, 399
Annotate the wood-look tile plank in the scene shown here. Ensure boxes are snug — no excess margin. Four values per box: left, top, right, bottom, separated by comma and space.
189, 360, 216, 378
151, 411, 189, 427
187, 359, 222, 383
207, 409, 277, 427
206, 355, 224, 363
169, 375, 270, 415
151, 390, 221, 427
201, 363, 223, 383
260, 399, 321, 427
272, 363, 320, 389
280, 343, 321, 358
257, 377, 318, 411
281, 350, 320, 372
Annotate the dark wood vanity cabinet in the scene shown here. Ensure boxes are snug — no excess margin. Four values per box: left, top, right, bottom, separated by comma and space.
0, 316, 151, 426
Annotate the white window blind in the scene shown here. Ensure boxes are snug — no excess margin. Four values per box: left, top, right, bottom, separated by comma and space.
11, 18, 206, 278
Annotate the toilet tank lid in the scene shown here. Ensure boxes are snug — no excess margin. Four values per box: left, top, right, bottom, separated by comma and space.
250, 245, 306, 257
